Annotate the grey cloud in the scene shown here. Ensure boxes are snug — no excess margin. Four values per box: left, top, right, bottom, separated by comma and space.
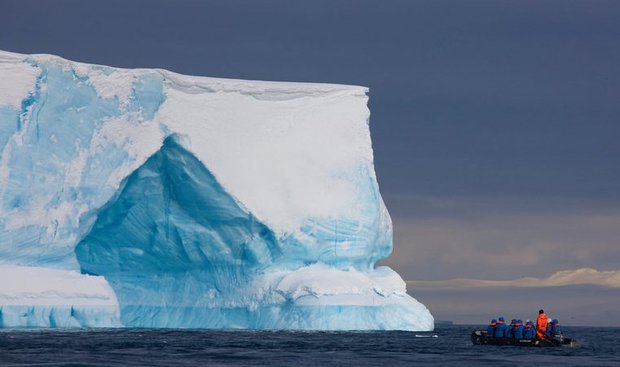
381, 193, 620, 327
407, 268, 620, 290
380, 195, 620, 280
410, 285, 620, 327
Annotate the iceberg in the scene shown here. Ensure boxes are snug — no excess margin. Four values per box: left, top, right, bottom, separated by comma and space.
0, 50, 433, 330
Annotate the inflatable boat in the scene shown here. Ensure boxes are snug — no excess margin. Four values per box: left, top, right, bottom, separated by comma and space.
471, 330, 575, 347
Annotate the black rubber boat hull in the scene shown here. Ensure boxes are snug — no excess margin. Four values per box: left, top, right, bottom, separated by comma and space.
471, 330, 575, 347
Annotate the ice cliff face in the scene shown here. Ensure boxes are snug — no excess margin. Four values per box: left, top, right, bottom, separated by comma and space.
0, 50, 433, 330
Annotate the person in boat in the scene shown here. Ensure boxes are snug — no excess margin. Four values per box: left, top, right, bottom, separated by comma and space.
524, 320, 536, 340
513, 319, 525, 339
487, 319, 497, 337
536, 309, 548, 339
504, 319, 516, 338
494, 316, 507, 337
546, 320, 554, 338
552, 320, 562, 336
546, 319, 562, 338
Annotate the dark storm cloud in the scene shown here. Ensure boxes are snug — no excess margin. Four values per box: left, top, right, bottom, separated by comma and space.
2, 0, 619, 199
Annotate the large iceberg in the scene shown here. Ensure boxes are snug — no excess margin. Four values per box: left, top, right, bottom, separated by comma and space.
0, 50, 433, 330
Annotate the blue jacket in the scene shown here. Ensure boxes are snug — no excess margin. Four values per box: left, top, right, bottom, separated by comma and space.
513, 324, 525, 339
487, 325, 496, 336
504, 324, 513, 338
524, 325, 536, 340
547, 320, 562, 337
494, 322, 506, 338
546, 324, 554, 338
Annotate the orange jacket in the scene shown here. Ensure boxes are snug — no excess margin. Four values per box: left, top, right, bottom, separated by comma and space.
536, 313, 548, 338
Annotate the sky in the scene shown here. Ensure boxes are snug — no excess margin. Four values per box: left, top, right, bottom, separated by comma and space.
1, 0, 619, 325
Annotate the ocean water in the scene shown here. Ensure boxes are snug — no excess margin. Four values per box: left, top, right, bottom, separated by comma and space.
0, 325, 618, 366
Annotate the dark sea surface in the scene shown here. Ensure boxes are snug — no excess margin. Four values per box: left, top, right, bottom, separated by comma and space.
1, 325, 619, 366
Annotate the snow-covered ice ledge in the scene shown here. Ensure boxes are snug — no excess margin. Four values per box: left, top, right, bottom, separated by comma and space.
0, 266, 121, 328
0, 50, 433, 330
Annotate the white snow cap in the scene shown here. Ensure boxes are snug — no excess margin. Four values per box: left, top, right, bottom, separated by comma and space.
0, 52, 40, 108
0, 265, 119, 306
